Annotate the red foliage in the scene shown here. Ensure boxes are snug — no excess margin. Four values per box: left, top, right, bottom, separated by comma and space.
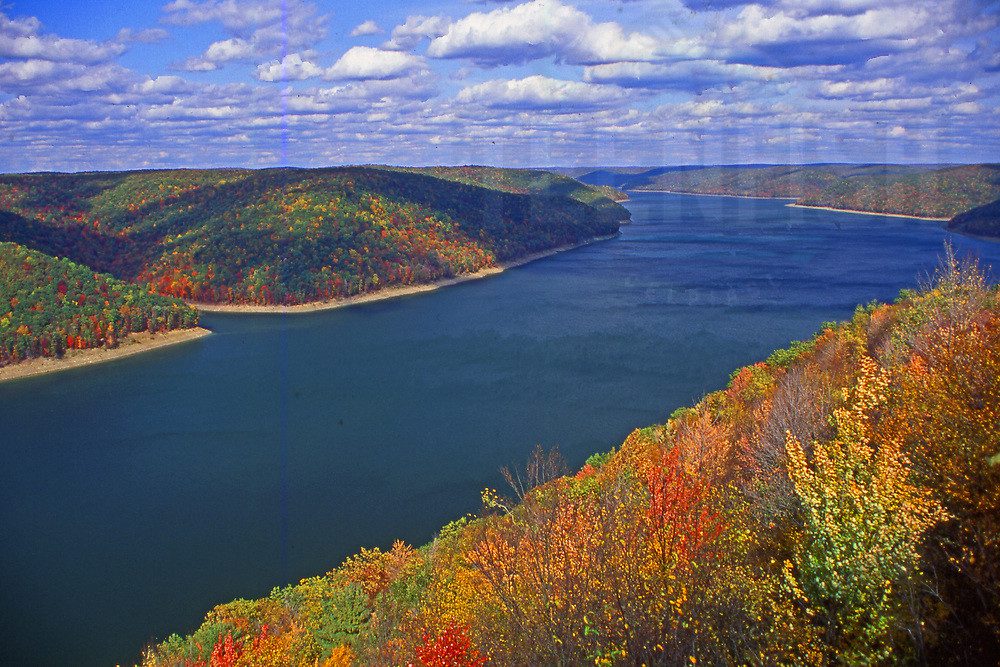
206, 625, 269, 667
646, 448, 725, 563
414, 622, 488, 667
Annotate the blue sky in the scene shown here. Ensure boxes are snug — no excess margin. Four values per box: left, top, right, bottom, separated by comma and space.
0, 0, 997, 171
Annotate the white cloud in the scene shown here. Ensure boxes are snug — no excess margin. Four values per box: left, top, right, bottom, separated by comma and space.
137, 75, 195, 95
178, 38, 255, 71
384, 15, 450, 51
351, 20, 382, 37
325, 46, 428, 81
256, 53, 325, 81
115, 27, 170, 44
165, 0, 328, 70
0, 12, 124, 63
455, 74, 627, 110
0, 59, 58, 83
205, 38, 254, 61
952, 101, 981, 114
425, 0, 663, 65
0, 60, 131, 93
583, 60, 836, 90
720, 4, 928, 45
819, 78, 898, 98
164, 0, 288, 31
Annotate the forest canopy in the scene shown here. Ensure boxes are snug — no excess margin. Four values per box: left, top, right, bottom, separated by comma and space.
0, 167, 628, 307
0, 241, 199, 366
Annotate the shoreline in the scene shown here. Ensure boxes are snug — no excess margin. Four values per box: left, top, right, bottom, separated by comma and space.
0, 327, 212, 384
633, 189, 954, 221
631, 189, 796, 201
192, 232, 621, 314
786, 203, 950, 222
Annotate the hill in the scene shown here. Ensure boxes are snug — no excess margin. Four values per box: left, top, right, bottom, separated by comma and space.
0, 167, 628, 306
0, 242, 199, 367
142, 251, 1000, 665
570, 164, 1000, 223
948, 197, 1000, 238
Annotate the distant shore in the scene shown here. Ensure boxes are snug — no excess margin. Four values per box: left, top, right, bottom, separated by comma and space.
634, 189, 952, 221
632, 189, 796, 201
786, 203, 950, 222
193, 232, 621, 314
0, 327, 212, 384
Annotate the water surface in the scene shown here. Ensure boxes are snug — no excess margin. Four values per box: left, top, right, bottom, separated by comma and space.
2, 193, 999, 666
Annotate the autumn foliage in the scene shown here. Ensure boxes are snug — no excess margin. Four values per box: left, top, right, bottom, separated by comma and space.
144, 250, 1000, 665
0, 167, 626, 307
0, 241, 199, 366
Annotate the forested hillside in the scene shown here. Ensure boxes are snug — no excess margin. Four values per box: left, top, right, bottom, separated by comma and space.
143, 250, 1000, 666
948, 197, 1000, 238
571, 164, 1000, 222
0, 167, 627, 306
0, 242, 199, 366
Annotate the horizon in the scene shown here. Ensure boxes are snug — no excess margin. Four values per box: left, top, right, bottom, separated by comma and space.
1, 0, 998, 171
2, 161, 998, 176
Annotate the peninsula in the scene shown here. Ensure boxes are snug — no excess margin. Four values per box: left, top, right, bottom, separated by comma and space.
0, 166, 628, 375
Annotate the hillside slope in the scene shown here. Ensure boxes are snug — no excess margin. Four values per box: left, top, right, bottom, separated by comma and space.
948, 197, 1000, 238
0, 167, 628, 306
0, 242, 199, 366
143, 252, 1000, 666
573, 164, 1000, 223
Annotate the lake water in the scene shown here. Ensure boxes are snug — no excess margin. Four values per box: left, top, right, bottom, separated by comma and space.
3, 192, 999, 666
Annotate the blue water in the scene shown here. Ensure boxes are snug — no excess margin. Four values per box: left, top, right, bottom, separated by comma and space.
2, 193, 998, 666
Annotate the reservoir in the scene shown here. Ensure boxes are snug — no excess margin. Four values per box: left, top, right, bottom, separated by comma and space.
3, 192, 999, 666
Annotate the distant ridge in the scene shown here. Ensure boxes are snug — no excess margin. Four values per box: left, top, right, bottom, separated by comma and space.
561, 163, 1000, 230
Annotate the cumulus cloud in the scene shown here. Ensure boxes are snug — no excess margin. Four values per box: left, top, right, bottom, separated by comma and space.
0, 11, 125, 63
456, 74, 628, 110
178, 37, 256, 70
0, 60, 132, 93
425, 0, 665, 66
714, 1, 997, 66
325, 47, 429, 81
165, 0, 329, 70
351, 20, 383, 37
819, 77, 898, 98
583, 60, 839, 91
384, 15, 451, 51
256, 53, 325, 81
136, 75, 196, 95
0, 10, 138, 96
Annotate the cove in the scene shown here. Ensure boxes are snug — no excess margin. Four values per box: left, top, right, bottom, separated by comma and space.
2, 192, 1000, 666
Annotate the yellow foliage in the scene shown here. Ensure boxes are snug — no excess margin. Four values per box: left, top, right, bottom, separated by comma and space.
321, 644, 355, 667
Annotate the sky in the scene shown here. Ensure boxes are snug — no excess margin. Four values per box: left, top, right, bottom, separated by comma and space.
0, 0, 997, 171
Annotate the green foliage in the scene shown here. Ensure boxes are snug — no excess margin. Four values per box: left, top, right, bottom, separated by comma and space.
584, 448, 615, 470
310, 584, 371, 656
669, 406, 695, 421
765, 338, 816, 369
785, 358, 947, 663
0, 241, 198, 365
